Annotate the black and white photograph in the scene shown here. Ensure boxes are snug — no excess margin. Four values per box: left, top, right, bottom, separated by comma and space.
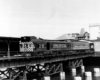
0, 0, 100, 80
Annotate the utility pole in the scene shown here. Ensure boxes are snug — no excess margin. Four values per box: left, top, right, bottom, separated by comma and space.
6, 40, 11, 58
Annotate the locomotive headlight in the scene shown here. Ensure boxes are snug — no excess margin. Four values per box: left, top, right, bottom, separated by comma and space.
91, 45, 94, 48
90, 43, 94, 49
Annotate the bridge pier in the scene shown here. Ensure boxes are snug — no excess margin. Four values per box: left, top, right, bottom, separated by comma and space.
71, 68, 76, 77
74, 76, 82, 80
60, 71, 65, 80
44, 76, 50, 80
68, 59, 84, 77
23, 70, 27, 80
81, 65, 85, 73
85, 72, 92, 80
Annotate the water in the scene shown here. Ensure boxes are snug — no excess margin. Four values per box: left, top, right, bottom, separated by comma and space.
49, 65, 100, 80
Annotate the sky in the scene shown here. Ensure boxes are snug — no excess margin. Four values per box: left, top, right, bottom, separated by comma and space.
0, 0, 100, 39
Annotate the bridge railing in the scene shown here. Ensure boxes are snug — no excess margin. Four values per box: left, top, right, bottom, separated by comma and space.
0, 50, 94, 58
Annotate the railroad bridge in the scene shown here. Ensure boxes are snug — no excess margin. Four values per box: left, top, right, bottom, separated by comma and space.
0, 52, 94, 80
0, 37, 95, 80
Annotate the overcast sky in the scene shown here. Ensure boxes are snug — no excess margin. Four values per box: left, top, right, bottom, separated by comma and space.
0, 0, 100, 39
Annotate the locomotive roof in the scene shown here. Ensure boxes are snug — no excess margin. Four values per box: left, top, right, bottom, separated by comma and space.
90, 39, 100, 42
80, 39, 100, 42
41, 39, 79, 42
30, 38, 45, 42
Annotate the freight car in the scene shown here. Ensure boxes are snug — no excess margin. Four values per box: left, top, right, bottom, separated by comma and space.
20, 36, 94, 56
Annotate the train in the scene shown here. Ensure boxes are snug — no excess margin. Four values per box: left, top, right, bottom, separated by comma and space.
0, 36, 94, 57
19, 36, 94, 56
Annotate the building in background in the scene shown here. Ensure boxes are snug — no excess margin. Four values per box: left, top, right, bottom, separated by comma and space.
55, 28, 90, 40
77, 32, 90, 40
77, 28, 90, 40
55, 33, 79, 40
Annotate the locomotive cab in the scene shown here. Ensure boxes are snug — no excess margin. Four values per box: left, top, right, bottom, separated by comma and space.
20, 36, 36, 53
